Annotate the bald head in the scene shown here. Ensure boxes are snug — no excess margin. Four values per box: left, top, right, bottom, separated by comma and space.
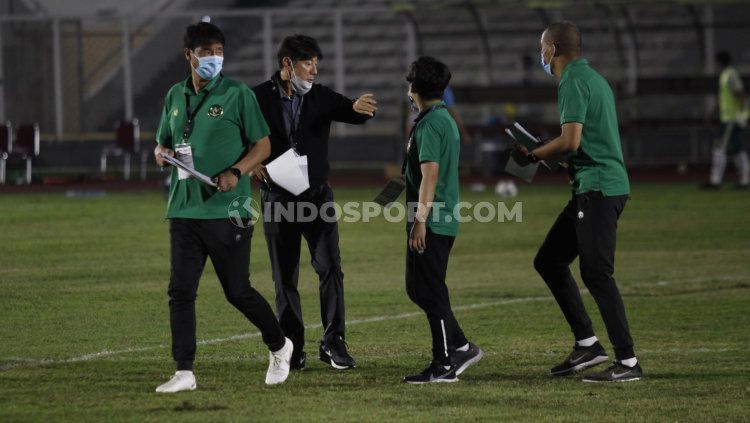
542, 21, 582, 58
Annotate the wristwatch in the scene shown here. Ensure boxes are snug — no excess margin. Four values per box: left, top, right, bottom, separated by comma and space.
526, 150, 540, 163
229, 167, 242, 180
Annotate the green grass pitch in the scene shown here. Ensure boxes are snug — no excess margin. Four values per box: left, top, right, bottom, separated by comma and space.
0, 183, 748, 422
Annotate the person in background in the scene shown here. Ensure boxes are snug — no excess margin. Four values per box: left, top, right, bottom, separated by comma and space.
702, 50, 749, 190
442, 86, 473, 144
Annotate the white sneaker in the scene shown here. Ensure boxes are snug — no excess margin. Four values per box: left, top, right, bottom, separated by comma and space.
155, 370, 196, 393
265, 337, 293, 385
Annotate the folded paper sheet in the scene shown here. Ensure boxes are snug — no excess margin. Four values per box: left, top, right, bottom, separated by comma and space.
266, 148, 310, 195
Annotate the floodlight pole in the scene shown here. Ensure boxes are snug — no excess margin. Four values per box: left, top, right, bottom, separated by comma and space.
0, 20, 5, 122
52, 18, 63, 140
334, 10, 345, 136
122, 16, 134, 121
263, 11, 273, 80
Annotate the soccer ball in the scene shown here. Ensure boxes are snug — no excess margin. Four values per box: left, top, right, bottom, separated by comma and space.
494, 180, 518, 198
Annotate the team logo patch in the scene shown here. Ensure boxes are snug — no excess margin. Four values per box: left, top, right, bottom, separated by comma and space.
172, 108, 179, 117
207, 105, 224, 117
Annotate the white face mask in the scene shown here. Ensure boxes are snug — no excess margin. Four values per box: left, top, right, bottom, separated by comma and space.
286, 60, 312, 95
291, 71, 313, 95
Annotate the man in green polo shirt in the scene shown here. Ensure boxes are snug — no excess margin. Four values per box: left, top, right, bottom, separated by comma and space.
152, 22, 292, 393
402, 57, 483, 384
517, 21, 642, 382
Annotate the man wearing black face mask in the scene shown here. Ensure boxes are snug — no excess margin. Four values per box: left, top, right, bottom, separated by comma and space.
251, 34, 377, 371
515, 21, 642, 383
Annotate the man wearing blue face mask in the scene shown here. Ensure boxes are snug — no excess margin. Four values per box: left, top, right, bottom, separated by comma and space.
153, 21, 292, 392
251, 34, 377, 371
514, 21, 642, 383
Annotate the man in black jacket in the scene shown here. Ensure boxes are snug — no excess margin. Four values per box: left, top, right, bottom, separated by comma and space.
251, 34, 377, 370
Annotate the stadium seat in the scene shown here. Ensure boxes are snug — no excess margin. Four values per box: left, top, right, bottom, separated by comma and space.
0, 122, 11, 184
2, 123, 40, 184
100, 119, 147, 181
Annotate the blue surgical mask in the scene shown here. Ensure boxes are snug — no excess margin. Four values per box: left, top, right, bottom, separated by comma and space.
540, 52, 553, 76
192, 53, 223, 80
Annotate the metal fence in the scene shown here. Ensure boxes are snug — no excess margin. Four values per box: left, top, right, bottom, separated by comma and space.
0, 3, 747, 174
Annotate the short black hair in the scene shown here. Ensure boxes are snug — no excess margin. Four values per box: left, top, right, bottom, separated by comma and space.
543, 21, 582, 57
277, 34, 323, 67
405, 56, 451, 101
716, 50, 732, 67
183, 22, 225, 51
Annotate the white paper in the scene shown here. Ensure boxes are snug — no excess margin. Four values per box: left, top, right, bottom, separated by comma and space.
174, 145, 194, 180
160, 153, 217, 187
504, 154, 539, 183
265, 148, 310, 195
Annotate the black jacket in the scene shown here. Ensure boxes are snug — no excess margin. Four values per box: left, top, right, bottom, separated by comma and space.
253, 73, 372, 192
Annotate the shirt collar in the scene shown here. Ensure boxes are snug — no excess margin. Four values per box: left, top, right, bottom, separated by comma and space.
561, 58, 588, 77
414, 101, 446, 122
183, 73, 222, 95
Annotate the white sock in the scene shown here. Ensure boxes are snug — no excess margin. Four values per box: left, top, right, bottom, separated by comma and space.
710, 148, 727, 185
620, 357, 638, 367
576, 336, 598, 347
456, 343, 470, 352
734, 151, 749, 185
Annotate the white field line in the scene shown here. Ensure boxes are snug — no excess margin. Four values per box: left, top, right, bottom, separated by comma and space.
0, 296, 550, 372
1, 275, 746, 372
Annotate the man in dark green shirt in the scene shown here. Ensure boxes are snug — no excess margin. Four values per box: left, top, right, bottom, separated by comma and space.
518, 21, 642, 382
153, 22, 291, 392
402, 57, 483, 384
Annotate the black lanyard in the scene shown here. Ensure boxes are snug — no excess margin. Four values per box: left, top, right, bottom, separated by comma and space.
281, 94, 303, 150
182, 76, 223, 143
401, 103, 446, 175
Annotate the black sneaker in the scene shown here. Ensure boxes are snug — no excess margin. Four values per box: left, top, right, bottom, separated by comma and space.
290, 351, 306, 371
700, 182, 720, 190
403, 361, 458, 384
550, 342, 609, 376
582, 361, 643, 383
319, 336, 356, 370
451, 342, 484, 376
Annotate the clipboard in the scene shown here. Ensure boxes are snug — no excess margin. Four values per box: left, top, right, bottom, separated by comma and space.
373, 176, 406, 206
506, 122, 564, 172
160, 153, 217, 187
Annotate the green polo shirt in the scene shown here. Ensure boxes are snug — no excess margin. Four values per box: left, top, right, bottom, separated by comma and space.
405, 102, 460, 236
156, 75, 269, 219
558, 58, 630, 196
